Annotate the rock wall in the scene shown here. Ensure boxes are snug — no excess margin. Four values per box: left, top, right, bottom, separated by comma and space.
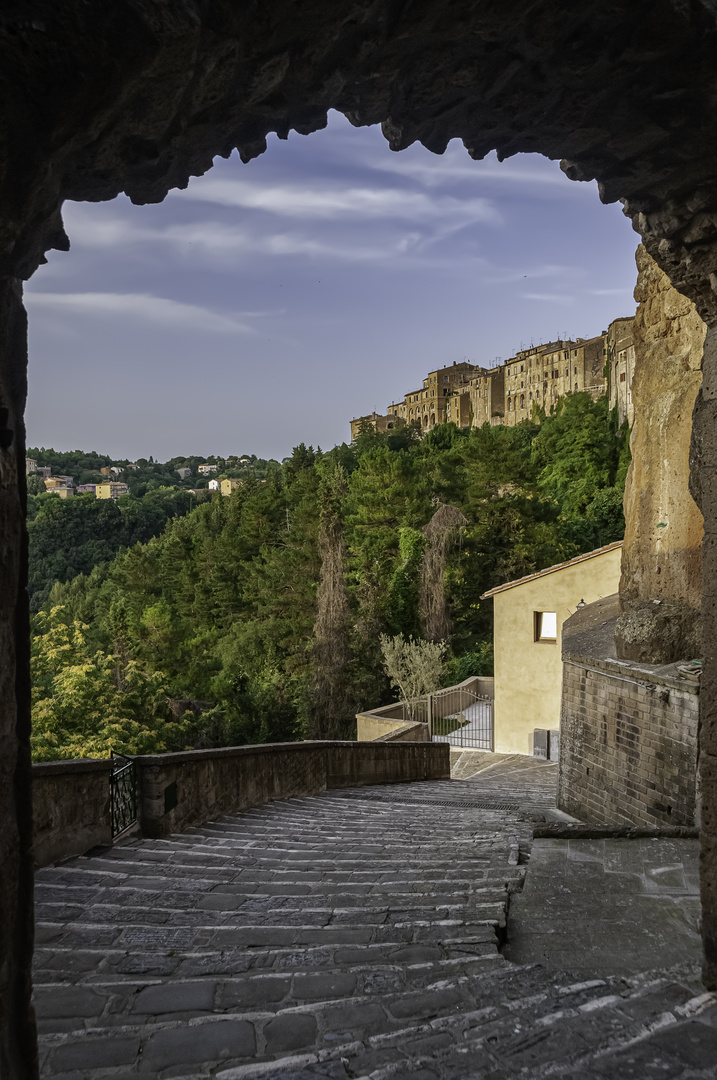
616, 246, 705, 664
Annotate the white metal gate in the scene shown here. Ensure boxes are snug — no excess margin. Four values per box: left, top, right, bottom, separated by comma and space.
405, 687, 494, 750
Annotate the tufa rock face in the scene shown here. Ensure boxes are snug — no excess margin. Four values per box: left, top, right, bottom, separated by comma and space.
617, 245, 705, 663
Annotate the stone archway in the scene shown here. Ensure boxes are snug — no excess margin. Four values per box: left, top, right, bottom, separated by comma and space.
4, 3, 717, 1073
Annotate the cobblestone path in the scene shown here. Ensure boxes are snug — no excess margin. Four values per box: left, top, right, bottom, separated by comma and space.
34, 771, 717, 1079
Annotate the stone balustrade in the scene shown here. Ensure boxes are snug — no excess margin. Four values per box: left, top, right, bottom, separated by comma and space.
31, 740, 450, 863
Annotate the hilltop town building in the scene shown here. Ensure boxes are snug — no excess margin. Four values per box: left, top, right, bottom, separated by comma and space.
607, 317, 637, 426
198, 463, 219, 475
351, 324, 633, 441
349, 411, 402, 442
470, 366, 505, 426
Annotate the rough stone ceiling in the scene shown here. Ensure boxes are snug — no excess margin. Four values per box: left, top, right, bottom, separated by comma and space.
3, 1, 717, 315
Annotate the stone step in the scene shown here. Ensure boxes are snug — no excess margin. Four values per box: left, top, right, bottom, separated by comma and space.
81, 846, 503, 869
34, 961, 507, 1033
36, 861, 521, 888
33, 938, 503, 984
34, 880, 509, 906
35, 897, 508, 929
35, 915, 504, 955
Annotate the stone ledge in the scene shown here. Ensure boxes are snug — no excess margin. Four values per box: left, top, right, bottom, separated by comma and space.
32, 758, 112, 777
563, 653, 701, 695
136, 740, 364, 766
534, 823, 700, 839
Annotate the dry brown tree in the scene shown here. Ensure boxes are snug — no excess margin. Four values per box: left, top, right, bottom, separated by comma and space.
418, 503, 468, 642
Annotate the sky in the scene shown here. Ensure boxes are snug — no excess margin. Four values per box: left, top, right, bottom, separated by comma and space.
24, 111, 640, 462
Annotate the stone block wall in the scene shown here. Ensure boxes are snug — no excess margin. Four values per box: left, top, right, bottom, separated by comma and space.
32, 759, 112, 867
559, 656, 699, 826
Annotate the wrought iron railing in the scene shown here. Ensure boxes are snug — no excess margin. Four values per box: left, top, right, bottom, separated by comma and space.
110, 752, 137, 838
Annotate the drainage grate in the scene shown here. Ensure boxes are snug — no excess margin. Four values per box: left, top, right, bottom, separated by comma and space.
330, 791, 521, 812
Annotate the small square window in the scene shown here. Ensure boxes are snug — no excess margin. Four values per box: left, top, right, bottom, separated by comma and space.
534, 611, 557, 642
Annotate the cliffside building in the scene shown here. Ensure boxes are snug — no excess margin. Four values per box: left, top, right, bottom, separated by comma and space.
469, 365, 505, 426
503, 335, 606, 425
607, 316, 637, 426
350, 327, 630, 442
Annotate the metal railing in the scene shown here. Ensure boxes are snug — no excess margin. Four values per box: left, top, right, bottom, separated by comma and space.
404, 685, 493, 750
110, 752, 137, 838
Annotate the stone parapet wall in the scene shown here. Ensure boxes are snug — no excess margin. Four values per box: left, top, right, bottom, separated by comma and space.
373, 721, 430, 742
136, 741, 449, 840
32, 758, 112, 867
559, 654, 699, 827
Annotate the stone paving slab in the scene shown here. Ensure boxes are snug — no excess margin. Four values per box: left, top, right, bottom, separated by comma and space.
504, 836, 703, 977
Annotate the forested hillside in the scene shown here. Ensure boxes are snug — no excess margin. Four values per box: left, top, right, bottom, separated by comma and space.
30, 394, 630, 761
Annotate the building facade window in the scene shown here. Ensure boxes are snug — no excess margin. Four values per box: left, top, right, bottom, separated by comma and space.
534, 611, 557, 642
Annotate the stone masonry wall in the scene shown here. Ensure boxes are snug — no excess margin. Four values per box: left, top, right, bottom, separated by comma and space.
32, 759, 112, 867
559, 655, 699, 827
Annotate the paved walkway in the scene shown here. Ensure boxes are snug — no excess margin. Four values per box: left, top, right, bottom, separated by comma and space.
33, 755, 717, 1078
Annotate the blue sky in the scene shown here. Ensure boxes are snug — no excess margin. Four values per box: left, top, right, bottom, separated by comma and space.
25, 111, 639, 462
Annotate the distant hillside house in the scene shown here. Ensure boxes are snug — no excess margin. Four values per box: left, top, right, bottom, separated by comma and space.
198, 463, 219, 475
44, 477, 74, 499
208, 479, 221, 491
76, 484, 97, 494
220, 478, 243, 496
481, 542, 623, 755
25, 458, 37, 475
95, 482, 129, 500
176, 467, 192, 480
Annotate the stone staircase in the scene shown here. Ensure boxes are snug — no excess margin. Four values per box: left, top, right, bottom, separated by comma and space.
33, 777, 717, 1079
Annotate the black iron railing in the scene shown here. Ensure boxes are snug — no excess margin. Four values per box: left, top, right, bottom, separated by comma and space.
110, 752, 137, 838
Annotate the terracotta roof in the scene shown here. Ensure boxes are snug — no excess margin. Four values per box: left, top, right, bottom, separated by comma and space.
480, 540, 623, 599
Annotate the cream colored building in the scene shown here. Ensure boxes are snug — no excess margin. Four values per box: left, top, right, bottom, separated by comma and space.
95, 481, 129, 500
481, 542, 622, 754
220, 478, 243, 496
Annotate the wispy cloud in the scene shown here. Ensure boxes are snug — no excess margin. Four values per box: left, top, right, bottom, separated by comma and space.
521, 292, 575, 304
60, 208, 491, 267
586, 287, 634, 296
367, 146, 582, 192
25, 292, 256, 335
172, 177, 501, 225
